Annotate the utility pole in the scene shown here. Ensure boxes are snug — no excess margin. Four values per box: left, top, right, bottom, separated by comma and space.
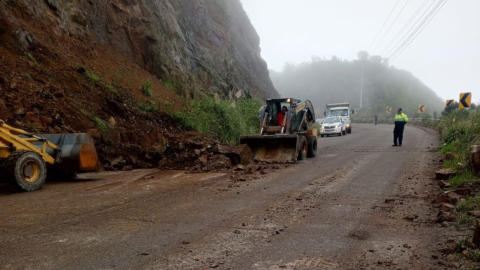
360, 64, 364, 109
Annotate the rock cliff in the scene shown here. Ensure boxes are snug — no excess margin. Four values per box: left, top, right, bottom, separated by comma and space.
0, 0, 278, 99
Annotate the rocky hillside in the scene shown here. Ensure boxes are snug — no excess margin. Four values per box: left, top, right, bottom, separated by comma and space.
0, 0, 277, 170
0, 0, 277, 99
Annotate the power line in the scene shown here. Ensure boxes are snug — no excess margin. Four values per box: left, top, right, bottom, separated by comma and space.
389, 0, 447, 62
368, 0, 401, 50
384, 0, 439, 59
380, 0, 429, 56
372, 0, 411, 54
387, 0, 445, 61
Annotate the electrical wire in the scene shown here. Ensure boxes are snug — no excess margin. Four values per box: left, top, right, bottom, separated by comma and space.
371, 0, 411, 54
389, 0, 447, 62
368, 0, 401, 50
379, 0, 429, 55
384, 0, 439, 59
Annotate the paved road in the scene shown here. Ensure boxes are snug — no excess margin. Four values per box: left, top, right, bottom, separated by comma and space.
0, 124, 444, 270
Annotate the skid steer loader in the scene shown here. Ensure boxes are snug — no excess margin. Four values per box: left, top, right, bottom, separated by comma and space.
0, 120, 99, 191
240, 98, 317, 163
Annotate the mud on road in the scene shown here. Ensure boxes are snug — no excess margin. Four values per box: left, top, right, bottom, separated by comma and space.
0, 124, 466, 269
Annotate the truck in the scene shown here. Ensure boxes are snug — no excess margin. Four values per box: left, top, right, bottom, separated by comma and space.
240, 98, 317, 163
325, 102, 352, 134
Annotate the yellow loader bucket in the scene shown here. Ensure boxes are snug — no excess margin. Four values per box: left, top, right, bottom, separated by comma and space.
32, 133, 100, 172
240, 134, 299, 163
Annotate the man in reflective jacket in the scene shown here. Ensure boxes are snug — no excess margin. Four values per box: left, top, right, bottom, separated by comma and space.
393, 108, 408, 146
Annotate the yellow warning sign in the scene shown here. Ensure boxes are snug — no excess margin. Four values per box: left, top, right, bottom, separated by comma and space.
459, 92, 471, 109
418, 105, 425, 113
386, 106, 392, 114
446, 100, 454, 107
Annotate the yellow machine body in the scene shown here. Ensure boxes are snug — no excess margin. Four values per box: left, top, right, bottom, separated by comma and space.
0, 120, 99, 191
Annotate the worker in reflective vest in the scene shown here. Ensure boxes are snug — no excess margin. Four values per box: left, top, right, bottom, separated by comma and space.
393, 108, 408, 146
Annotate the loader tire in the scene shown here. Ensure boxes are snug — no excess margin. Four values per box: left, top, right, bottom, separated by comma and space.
298, 136, 307, 161
307, 135, 317, 158
4, 151, 47, 192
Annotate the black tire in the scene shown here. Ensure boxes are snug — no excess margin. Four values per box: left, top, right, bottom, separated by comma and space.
307, 135, 317, 158
347, 127, 352, 134
297, 136, 307, 161
4, 151, 47, 191
320, 135, 324, 138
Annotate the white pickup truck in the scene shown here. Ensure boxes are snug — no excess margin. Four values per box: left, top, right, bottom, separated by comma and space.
325, 102, 352, 134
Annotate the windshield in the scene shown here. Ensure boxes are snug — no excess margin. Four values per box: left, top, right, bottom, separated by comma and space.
324, 118, 341, 124
330, 109, 349, 117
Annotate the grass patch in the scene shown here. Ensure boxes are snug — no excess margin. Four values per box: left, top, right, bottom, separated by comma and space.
92, 117, 108, 131
449, 171, 479, 188
21, 72, 32, 81
455, 212, 476, 228
137, 102, 159, 112
162, 78, 175, 90
173, 97, 261, 145
455, 195, 480, 213
105, 83, 116, 92
470, 249, 480, 262
86, 70, 101, 84
141, 79, 153, 97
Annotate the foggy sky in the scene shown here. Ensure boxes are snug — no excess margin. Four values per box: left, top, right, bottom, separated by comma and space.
240, 0, 479, 103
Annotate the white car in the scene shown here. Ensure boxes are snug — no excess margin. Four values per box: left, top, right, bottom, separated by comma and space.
320, 117, 346, 137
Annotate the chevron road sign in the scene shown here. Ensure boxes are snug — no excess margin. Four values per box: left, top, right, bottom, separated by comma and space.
386, 106, 392, 114
446, 100, 454, 107
459, 92, 471, 109
418, 105, 425, 113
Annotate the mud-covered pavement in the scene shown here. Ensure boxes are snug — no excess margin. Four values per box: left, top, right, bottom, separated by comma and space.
0, 124, 460, 269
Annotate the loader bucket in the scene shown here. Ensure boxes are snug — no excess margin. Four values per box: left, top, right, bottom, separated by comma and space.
240, 134, 298, 163
33, 133, 100, 172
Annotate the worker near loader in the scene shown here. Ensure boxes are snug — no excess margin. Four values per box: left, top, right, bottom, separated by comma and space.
276, 106, 288, 126
393, 108, 408, 147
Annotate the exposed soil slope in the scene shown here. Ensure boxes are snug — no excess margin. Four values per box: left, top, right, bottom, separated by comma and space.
0, 0, 277, 169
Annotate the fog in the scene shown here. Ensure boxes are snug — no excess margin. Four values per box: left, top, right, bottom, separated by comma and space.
240, 0, 479, 103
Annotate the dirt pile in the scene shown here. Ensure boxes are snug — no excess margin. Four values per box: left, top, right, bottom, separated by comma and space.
0, 0, 278, 171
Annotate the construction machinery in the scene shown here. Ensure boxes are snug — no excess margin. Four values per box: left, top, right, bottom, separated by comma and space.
0, 120, 99, 191
240, 98, 317, 163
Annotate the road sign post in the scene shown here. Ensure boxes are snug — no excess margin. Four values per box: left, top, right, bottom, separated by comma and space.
386, 106, 392, 114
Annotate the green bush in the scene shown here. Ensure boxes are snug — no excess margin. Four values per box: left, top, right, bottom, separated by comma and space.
439, 110, 480, 170
93, 117, 109, 131
86, 70, 101, 84
142, 79, 153, 97
173, 97, 261, 145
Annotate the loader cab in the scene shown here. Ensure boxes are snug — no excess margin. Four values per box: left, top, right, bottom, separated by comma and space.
265, 98, 299, 127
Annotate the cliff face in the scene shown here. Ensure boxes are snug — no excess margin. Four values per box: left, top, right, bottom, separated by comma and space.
0, 0, 278, 99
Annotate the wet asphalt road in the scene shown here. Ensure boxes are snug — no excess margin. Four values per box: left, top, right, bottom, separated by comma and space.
0, 123, 441, 270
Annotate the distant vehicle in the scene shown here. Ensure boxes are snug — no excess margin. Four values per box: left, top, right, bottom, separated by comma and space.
325, 102, 352, 134
320, 117, 346, 137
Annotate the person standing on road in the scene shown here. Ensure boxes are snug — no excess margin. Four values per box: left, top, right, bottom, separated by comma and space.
393, 108, 408, 146
374, 114, 378, 125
